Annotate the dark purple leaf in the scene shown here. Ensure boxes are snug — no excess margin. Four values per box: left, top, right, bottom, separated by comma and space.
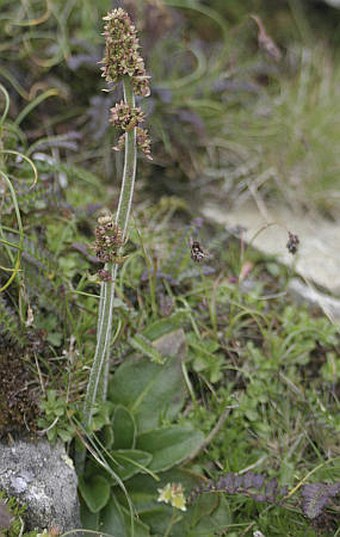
243, 471, 260, 489
234, 475, 244, 490
301, 482, 340, 520
217, 473, 236, 493
265, 478, 278, 501
253, 474, 265, 489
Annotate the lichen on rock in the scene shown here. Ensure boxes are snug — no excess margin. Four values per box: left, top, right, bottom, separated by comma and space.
0, 440, 80, 533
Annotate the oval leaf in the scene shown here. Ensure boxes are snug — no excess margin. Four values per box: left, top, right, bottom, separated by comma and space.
108, 338, 186, 432
78, 474, 111, 513
100, 492, 151, 537
100, 495, 126, 537
137, 425, 205, 472
112, 405, 136, 449
79, 497, 99, 531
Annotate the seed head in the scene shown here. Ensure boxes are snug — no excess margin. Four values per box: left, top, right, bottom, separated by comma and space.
102, 8, 151, 97
286, 231, 300, 255
136, 127, 153, 160
97, 269, 112, 282
94, 215, 124, 264
110, 101, 145, 131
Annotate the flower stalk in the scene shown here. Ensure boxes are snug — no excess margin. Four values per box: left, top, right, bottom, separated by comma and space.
82, 8, 151, 432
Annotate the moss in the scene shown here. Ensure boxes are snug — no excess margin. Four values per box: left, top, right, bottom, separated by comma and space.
0, 492, 41, 537
0, 345, 40, 438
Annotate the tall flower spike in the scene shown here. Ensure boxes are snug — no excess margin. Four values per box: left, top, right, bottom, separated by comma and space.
102, 8, 151, 97
80, 8, 152, 471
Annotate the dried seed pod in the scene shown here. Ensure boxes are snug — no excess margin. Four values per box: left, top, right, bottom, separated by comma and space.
97, 269, 112, 282
93, 215, 124, 263
286, 231, 300, 255
190, 239, 210, 263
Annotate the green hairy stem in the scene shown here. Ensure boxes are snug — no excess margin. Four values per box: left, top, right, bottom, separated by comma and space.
83, 80, 137, 430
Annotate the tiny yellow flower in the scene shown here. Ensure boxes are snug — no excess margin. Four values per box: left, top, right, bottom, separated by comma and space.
157, 482, 173, 504
157, 482, 187, 512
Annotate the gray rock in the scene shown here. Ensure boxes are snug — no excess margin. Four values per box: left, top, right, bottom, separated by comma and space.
203, 202, 340, 297
0, 440, 81, 534
153, 328, 187, 359
323, 0, 340, 7
288, 278, 340, 323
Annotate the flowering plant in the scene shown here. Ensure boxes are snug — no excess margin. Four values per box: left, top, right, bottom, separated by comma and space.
83, 7, 151, 433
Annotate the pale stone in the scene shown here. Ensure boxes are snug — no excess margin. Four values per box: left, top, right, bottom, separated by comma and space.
323, 0, 340, 7
0, 440, 80, 534
153, 329, 186, 359
288, 278, 340, 322
202, 201, 340, 299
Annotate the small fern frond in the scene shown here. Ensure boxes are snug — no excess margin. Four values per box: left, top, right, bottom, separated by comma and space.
0, 295, 26, 348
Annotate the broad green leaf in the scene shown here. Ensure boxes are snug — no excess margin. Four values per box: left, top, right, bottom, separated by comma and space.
137, 425, 205, 472
112, 449, 153, 481
135, 504, 179, 537
100, 496, 150, 537
121, 504, 151, 537
183, 496, 232, 537
80, 497, 99, 531
187, 492, 220, 527
114, 476, 176, 537
129, 315, 189, 365
102, 423, 115, 449
78, 474, 111, 513
108, 352, 186, 432
112, 405, 136, 449
113, 474, 160, 514
100, 495, 126, 537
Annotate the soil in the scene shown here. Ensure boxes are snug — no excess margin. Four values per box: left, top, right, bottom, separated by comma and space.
0, 344, 40, 439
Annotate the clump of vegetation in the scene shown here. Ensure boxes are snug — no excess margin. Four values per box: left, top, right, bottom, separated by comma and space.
0, 492, 39, 537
